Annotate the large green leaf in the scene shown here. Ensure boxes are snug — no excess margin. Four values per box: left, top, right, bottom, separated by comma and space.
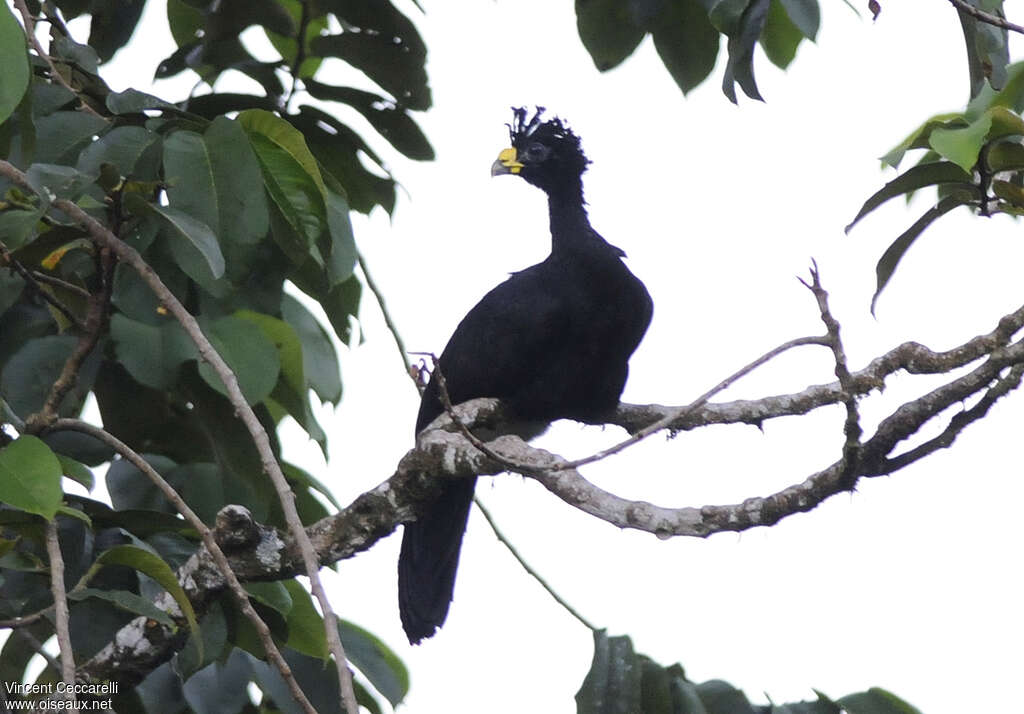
163, 130, 220, 237
204, 116, 270, 245
77, 125, 162, 179
123, 193, 225, 283
310, 31, 430, 110
0, 2, 30, 126
575, 0, 646, 72
280, 294, 341, 404
652, 0, 720, 95
109, 313, 196, 390
880, 113, 965, 168
304, 81, 433, 161
721, 0, 770, 102
779, 0, 819, 39
0, 436, 63, 520
281, 580, 328, 660
234, 309, 304, 396
85, 544, 199, 641
761, 0, 803, 69
846, 161, 974, 232
197, 315, 281, 405
576, 630, 642, 714
929, 113, 992, 171
1, 335, 96, 418
872, 191, 977, 313
240, 110, 328, 261
68, 587, 176, 628
338, 618, 409, 707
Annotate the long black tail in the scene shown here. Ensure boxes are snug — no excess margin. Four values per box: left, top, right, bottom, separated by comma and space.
398, 476, 477, 644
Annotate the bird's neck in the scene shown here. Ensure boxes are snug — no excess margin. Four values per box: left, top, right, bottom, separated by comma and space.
546, 182, 594, 253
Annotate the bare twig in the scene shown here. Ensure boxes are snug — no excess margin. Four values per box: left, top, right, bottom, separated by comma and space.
554, 334, 830, 470
947, 0, 1024, 36
52, 419, 320, 714
44, 520, 77, 712
0, 240, 84, 330
0, 156, 357, 714
358, 252, 422, 393
474, 498, 597, 631
11, 0, 104, 118
30, 271, 91, 300
0, 604, 54, 629
799, 263, 861, 488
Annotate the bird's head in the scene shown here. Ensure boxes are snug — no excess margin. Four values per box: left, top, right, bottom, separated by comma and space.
490, 107, 589, 194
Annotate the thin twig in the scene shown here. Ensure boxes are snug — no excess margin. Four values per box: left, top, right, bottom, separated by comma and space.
552, 334, 830, 470
474, 497, 598, 631
947, 0, 1024, 36
0, 604, 54, 629
44, 520, 78, 711
11, 0, 104, 118
799, 262, 861, 488
0, 156, 358, 714
52, 419, 320, 714
31, 271, 91, 300
0, 240, 84, 330
358, 252, 422, 393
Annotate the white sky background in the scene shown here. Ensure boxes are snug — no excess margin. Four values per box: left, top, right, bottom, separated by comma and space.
46, 0, 1024, 712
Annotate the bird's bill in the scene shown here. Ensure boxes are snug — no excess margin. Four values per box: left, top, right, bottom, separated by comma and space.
490, 147, 523, 176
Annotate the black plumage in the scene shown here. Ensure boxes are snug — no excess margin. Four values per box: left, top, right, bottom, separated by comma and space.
398, 108, 653, 644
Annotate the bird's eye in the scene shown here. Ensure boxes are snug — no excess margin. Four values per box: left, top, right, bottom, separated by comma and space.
525, 142, 549, 161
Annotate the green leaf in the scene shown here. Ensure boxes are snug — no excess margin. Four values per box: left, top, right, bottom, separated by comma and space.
68, 587, 176, 627
77, 125, 162, 179
109, 313, 196, 390
57, 454, 94, 491
722, 0, 770, 103
123, 193, 225, 282
845, 161, 974, 232
872, 192, 977, 313
1, 335, 93, 418
880, 113, 966, 169
651, 0, 720, 95
575, 0, 646, 72
928, 114, 992, 171
837, 688, 924, 714
204, 117, 270, 246
106, 88, 179, 115
0, 2, 30, 126
576, 631, 642, 714
280, 580, 328, 660
25, 163, 95, 202
88, 544, 199, 641
281, 294, 341, 404
304, 81, 434, 161
283, 461, 341, 511
695, 679, 757, 714
31, 111, 108, 165
197, 315, 281, 404
779, 0, 819, 39
985, 105, 1024, 140
244, 581, 293, 614
324, 189, 357, 286
0, 208, 43, 251
238, 109, 326, 196
163, 130, 220, 237
234, 310, 304, 395
310, 31, 430, 111
0, 435, 63, 520
761, 0, 803, 69
338, 618, 409, 707
986, 140, 1024, 171
709, 0, 750, 34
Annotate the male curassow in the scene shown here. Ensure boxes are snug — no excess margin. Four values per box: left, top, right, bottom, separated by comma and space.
399, 107, 653, 644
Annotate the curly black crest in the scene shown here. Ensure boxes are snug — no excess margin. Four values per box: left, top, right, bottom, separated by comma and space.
506, 106, 589, 178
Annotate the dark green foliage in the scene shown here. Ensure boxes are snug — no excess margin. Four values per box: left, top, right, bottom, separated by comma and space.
848, 63, 1024, 309
574, 0, 821, 100
0, 3, 423, 710
576, 631, 921, 714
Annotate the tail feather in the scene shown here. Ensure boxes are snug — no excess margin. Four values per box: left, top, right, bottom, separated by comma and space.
398, 476, 477, 644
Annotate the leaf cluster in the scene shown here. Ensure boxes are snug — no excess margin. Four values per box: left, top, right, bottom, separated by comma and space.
0, 0, 431, 710
575, 0, 820, 101
576, 631, 923, 714
848, 61, 1024, 310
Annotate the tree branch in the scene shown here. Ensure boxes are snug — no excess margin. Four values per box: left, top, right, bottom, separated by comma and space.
44, 519, 77, 711
946, 0, 1024, 36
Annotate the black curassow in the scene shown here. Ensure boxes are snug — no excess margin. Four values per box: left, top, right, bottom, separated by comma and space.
398, 107, 653, 644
